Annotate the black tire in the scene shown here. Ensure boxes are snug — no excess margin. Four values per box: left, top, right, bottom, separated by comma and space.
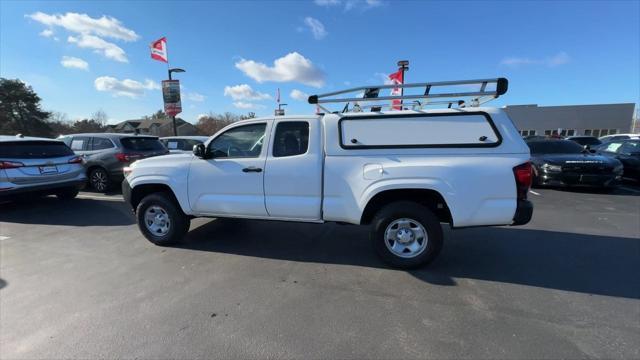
370, 201, 443, 269
136, 193, 190, 246
89, 167, 111, 193
55, 187, 79, 200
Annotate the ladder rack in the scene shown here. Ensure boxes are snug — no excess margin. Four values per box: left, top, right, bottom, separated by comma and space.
308, 78, 508, 113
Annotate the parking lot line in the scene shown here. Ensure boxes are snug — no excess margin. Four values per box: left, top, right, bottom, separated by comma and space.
77, 194, 124, 202
529, 190, 542, 196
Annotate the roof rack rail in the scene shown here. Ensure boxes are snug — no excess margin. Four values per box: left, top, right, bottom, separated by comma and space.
308, 77, 508, 113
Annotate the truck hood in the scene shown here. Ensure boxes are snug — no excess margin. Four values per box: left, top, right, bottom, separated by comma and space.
131, 153, 193, 169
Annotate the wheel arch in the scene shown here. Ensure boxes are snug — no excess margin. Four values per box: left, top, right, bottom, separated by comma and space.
360, 188, 453, 226
130, 183, 181, 213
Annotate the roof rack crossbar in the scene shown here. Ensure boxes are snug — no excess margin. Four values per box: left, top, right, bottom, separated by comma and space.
308, 78, 508, 112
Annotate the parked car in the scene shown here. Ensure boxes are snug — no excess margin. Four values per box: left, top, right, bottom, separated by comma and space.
566, 136, 602, 147
527, 139, 623, 188
122, 78, 534, 269
599, 133, 640, 143
596, 140, 640, 181
58, 133, 168, 192
0, 135, 86, 200
159, 136, 208, 154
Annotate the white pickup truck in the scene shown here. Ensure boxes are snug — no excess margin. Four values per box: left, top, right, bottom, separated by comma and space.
123, 78, 533, 268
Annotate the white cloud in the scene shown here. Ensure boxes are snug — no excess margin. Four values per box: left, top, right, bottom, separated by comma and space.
233, 101, 265, 109
197, 113, 209, 120
68, 34, 127, 62
185, 92, 206, 102
26, 12, 139, 41
94, 76, 159, 98
304, 17, 327, 40
500, 52, 570, 68
39, 29, 54, 37
235, 52, 325, 88
290, 89, 309, 101
61, 56, 89, 70
316, 0, 383, 11
223, 84, 271, 101
314, 0, 341, 5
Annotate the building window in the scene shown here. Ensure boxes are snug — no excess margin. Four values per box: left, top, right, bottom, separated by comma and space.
519, 130, 537, 136
592, 129, 601, 137
544, 130, 552, 136
584, 129, 592, 136
609, 129, 618, 135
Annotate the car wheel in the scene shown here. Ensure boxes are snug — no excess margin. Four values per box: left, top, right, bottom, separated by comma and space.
370, 201, 443, 269
136, 193, 190, 246
89, 167, 111, 192
55, 187, 79, 200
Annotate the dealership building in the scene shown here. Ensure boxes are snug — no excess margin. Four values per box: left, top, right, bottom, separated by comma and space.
503, 103, 637, 137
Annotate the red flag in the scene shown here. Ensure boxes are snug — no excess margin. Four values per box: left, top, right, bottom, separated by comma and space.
150, 37, 168, 63
388, 69, 404, 110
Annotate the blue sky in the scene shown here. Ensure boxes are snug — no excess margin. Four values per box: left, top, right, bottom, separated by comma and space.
1, 0, 638, 124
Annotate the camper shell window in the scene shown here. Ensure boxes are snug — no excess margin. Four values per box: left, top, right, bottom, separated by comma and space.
338, 112, 502, 149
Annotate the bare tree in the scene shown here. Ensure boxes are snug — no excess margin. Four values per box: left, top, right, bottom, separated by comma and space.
91, 109, 108, 126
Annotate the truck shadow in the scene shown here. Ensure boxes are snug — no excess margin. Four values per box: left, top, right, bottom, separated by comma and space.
179, 220, 639, 299
0, 197, 134, 226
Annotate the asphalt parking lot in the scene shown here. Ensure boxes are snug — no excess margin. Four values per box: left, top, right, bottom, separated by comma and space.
1, 185, 639, 359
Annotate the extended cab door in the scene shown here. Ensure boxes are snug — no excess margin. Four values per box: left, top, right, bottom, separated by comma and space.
188, 122, 270, 217
264, 119, 322, 220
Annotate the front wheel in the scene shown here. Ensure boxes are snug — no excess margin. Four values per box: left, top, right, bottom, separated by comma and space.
370, 201, 443, 269
136, 193, 190, 246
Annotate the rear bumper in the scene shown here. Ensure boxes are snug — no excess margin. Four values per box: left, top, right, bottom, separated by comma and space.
512, 200, 533, 226
538, 171, 620, 188
0, 178, 86, 198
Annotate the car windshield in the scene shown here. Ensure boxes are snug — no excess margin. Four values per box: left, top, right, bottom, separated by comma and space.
528, 140, 584, 154
120, 137, 165, 151
0, 141, 74, 158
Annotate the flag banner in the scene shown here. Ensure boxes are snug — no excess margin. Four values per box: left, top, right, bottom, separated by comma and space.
150, 37, 168, 63
162, 80, 181, 116
388, 70, 404, 110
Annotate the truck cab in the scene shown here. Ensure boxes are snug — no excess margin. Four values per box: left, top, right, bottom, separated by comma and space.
123, 78, 533, 268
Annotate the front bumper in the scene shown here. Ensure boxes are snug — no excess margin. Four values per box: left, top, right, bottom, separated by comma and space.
122, 178, 133, 209
512, 200, 533, 226
537, 171, 620, 188
0, 178, 86, 198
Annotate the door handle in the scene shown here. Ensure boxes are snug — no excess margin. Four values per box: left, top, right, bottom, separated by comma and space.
242, 167, 262, 173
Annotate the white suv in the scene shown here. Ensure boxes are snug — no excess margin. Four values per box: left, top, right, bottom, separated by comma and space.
123, 78, 533, 268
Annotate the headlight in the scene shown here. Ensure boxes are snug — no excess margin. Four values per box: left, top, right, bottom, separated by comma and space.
542, 164, 562, 172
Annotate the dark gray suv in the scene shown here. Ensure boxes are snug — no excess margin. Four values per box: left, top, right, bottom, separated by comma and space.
59, 133, 168, 192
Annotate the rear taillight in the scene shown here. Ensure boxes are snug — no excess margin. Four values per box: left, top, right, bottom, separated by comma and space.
115, 153, 142, 162
68, 156, 84, 164
0, 161, 24, 169
513, 162, 532, 200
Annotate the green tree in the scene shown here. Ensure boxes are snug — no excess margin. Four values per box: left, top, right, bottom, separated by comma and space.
0, 78, 52, 137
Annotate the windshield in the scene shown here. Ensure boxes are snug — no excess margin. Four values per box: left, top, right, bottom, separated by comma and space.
528, 140, 584, 154
0, 141, 74, 159
120, 137, 165, 151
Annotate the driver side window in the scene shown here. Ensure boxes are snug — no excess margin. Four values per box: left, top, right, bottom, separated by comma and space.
208, 123, 266, 158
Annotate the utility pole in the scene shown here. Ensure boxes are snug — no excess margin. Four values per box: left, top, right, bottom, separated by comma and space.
168, 68, 185, 136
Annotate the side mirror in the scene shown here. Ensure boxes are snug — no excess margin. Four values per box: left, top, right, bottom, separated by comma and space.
193, 143, 207, 158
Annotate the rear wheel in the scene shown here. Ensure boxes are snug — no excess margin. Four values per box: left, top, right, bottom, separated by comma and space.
136, 193, 190, 246
55, 187, 79, 200
89, 167, 111, 192
370, 201, 443, 269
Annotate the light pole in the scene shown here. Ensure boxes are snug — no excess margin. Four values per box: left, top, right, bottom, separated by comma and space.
397, 60, 409, 108
168, 68, 185, 136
